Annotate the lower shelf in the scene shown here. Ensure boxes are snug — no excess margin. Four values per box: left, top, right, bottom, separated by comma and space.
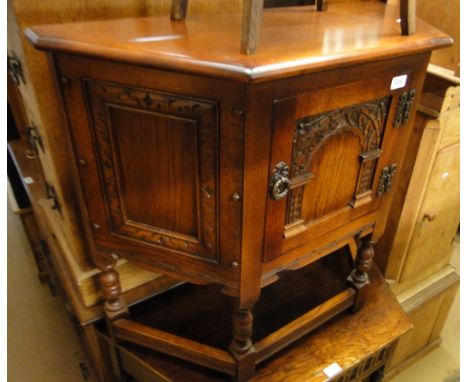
108, 249, 359, 376
124, 248, 351, 343
96, 266, 412, 382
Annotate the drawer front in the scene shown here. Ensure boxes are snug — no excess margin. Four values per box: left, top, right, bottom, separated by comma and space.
264, 72, 417, 261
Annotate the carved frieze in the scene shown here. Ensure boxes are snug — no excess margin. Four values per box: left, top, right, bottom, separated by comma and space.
287, 97, 390, 225
292, 97, 389, 178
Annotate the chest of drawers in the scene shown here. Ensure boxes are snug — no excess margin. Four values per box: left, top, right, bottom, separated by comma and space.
27, 3, 450, 380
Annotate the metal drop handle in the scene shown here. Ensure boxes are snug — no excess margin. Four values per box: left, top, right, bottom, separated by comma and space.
270, 162, 291, 200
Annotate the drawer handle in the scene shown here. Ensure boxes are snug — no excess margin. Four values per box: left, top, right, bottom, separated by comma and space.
270, 162, 291, 200
423, 213, 437, 222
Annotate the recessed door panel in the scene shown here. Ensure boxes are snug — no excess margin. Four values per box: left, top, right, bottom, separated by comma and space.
110, 106, 199, 238
300, 132, 362, 222
83, 80, 219, 261
264, 89, 393, 261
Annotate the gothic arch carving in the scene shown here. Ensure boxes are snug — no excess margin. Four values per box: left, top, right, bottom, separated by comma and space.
287, 97, 390, 225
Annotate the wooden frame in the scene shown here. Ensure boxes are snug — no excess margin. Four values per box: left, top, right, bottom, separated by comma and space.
170, 0, 416, 54
25, 5, 449, 381
95, 266, 412, 382
112, 289, 356, 375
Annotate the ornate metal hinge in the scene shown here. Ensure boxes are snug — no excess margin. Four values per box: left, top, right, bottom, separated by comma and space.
377, 164, 397, 196
394, 89, 416, 128
27, 124, 44, 156
7, 53, 26, 85
45, 181, 61, 213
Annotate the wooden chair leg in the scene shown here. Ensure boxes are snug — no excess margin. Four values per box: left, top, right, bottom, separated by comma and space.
347, 237, 375, 313
400, 0, 416, 35
229, 304, 256, 381
316, 0, 327, 12
369, 366, 385, 382
241, 0, 264, 55
171, 0, 189, 21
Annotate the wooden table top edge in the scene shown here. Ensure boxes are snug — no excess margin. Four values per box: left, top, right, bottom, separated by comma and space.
24, 3, 452, 84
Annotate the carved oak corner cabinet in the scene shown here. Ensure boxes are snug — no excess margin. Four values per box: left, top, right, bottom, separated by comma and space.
26, 2, 451, 381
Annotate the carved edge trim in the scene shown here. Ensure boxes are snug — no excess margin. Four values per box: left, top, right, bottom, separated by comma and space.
83, 79, 220, 261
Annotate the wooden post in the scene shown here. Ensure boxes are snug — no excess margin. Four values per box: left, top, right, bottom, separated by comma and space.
98, 255, 129, 321
241, 0, 264, 55
347, 237, 375, 313
369, 366, 386, 382
229, 304, 256, 381
97, 254, 129, 380
171, 0, 189, 21
316, 0, 327, 12
400, 0, 416, 35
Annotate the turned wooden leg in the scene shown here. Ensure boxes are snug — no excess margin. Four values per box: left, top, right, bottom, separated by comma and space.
347, 238, 375, 313
99, 267, 128, 320
229, 305, 256, 382
99, 264, 129, 321
98, 256, 129, 381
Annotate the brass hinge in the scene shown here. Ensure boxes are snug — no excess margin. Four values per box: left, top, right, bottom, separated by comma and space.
393, 89, 416, 128
27, 124, 44, 156
45, 181, 61, 213
7, 53, 26, 85
377, 164, 397, 196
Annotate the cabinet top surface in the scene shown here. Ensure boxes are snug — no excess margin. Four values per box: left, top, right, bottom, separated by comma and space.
26, 3, 451, 83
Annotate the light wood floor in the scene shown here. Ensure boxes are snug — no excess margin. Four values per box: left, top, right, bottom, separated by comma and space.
7, 207, 85, 382
7, 207, 460, 381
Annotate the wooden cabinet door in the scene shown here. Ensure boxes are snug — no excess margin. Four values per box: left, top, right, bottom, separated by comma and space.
264, 77, 409, 261
400, 142, 460, 283
73, 79, 220, 264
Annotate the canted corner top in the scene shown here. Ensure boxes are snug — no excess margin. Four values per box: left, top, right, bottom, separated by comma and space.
25, 3, 452, 83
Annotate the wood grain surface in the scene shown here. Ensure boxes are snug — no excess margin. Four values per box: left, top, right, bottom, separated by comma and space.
26, 3, 452, 83
108, 266, 411, 381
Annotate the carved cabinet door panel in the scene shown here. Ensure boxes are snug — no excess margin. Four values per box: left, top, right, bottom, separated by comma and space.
69, 79, 221, 267
264, 76, 414, 261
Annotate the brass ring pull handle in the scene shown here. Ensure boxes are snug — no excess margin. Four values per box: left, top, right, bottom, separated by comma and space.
270, 162, 291, 200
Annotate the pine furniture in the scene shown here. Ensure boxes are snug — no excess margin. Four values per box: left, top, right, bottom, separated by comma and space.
384, 63, 459, 376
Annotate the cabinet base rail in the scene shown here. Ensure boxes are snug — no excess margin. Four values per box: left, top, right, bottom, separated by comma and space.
112, 288, 356, 378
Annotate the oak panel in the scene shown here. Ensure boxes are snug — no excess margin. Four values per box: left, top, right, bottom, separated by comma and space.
82, 79, 219, 261
111, 107, 199, 238
302, 132, 361, 221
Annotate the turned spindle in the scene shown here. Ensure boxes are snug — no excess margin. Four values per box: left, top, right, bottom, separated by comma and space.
98, 259, 128, 321
229, 306, 256, 381
348, 238, 375, 312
